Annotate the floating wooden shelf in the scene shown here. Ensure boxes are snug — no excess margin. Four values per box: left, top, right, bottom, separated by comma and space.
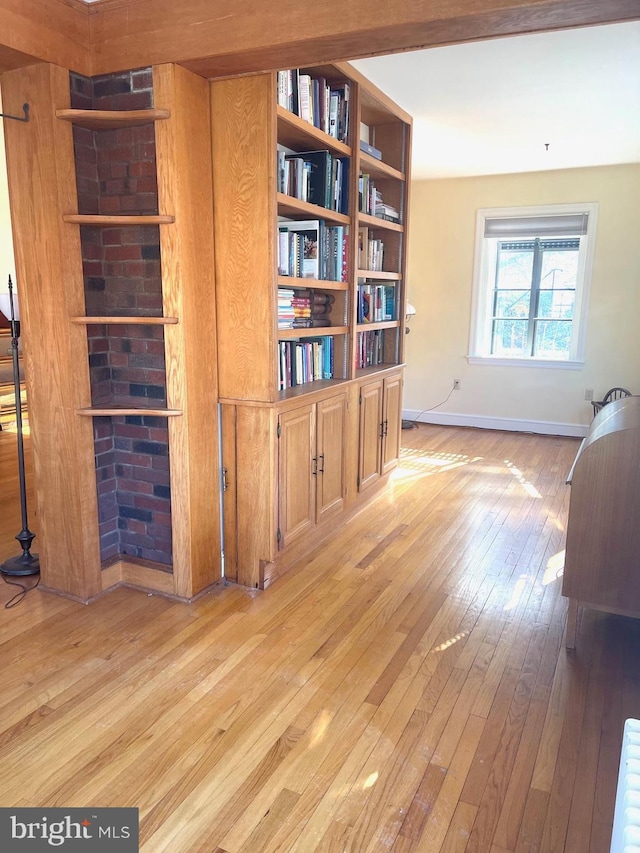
278, 325, 349, 340
56, 108, 171, 130
277, 275, 349, 292
358, 212, 403, 232
277, 193, 349, 226
276, 105, 351, 158
63, 214, 175, 226
356, 269, 402, 281
77, 407, 183, 417
359, 152, 405, 182
70, 316, 178, 325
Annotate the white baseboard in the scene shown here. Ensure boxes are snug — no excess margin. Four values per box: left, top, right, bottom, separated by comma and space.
402, 409, 588, 438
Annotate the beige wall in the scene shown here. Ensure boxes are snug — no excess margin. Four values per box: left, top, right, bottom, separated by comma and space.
0, 92, 17, 290
405, 164, 640, 434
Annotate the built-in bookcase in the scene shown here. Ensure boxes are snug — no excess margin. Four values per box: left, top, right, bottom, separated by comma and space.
211, 63, 411, 589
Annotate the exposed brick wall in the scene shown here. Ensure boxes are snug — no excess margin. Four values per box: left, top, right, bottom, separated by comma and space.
71, 70, 173, 568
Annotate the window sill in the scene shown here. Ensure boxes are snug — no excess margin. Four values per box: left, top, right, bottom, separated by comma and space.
467, 355, 584, 370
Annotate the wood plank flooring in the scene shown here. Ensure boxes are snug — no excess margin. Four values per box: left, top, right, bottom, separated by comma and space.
1, 422, 638, 852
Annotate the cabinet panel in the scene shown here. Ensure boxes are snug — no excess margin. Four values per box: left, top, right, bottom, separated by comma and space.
316, 394, 347, 521
278, 404, 316, 547
358, 379, 384, 493
382, 373, 402, 474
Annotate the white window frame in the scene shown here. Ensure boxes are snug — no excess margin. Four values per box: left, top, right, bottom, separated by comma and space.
468, 202, 598, 369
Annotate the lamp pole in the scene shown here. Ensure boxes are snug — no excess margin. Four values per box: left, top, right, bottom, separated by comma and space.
0, 275, 39, 577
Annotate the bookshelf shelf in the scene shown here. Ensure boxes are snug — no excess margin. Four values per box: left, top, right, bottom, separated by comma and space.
359, 152, 405, 182
277, 377, 349, 402
358, 212, 404, 232
56, 108, 171, 130
70, 316, 178, 325
276, 106, 351, 158
77, 407, 183, 417
356, 320, 399, 332
277, 275, 348, 292
63, 214, 175, 226
356, 270, 402, 281
277, 193, 350, 225
278, 325, 349, 340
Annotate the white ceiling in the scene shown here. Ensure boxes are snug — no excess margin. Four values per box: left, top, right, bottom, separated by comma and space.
352, 22, 640, 180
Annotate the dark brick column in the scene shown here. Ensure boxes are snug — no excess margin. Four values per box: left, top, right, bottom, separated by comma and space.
71, 70, 173, 568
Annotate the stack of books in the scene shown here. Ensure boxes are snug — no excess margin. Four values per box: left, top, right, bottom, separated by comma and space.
278, 219, 348, 281
279, 337, 334, 389
278, 288, 334, 329
357, 284, 396, 323
356, 330, 385, 369
358, 229, 385, 272
278, 149, 349, 214
277, 70, 350, 143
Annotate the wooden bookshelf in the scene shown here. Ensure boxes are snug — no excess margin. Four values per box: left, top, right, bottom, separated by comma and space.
212, 63, 411, 590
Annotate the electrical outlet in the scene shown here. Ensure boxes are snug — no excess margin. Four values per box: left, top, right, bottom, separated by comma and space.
584, 388, 594, 401
453, 379, 461, 390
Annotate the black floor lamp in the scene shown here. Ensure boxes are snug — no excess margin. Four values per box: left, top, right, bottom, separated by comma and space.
0, 275, 39, 578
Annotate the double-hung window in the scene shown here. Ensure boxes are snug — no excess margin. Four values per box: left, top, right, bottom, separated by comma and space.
469, 203, 598, 368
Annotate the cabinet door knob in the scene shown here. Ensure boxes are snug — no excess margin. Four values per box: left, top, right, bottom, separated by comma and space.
318, 453, 325, 474
312, 456, 318, 476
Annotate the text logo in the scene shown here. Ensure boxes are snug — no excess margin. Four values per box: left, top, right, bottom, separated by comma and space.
0, 808, 138, 851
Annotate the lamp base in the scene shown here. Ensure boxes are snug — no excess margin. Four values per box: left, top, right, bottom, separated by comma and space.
1, 552, 40, 577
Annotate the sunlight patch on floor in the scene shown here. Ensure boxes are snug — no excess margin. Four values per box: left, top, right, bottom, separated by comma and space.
504, 574, 529, 611
543, 550, 565, 585
393, 448, 482, 484
504, 459, 542, 498
433, 631, 468, 652
363, 772, 378, 790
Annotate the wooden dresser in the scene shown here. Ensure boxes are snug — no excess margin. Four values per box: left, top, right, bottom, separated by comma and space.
563, 395, 640, 647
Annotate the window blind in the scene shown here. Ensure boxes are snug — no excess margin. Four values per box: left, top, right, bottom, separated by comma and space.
484, 213, 589, 239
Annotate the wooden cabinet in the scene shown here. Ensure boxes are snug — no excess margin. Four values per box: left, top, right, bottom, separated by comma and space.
563, 395, 640, 647
358, 371, 402, 493
278, 392, 346, 547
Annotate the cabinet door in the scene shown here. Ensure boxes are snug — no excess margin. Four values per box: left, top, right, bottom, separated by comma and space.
316, 394, 346, 522
358, 379, 384, 493
278, 404, 316, 548
381, 373, 402, 474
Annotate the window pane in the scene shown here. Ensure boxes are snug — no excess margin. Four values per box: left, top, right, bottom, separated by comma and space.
537, 289, 575, 319
492, 319, 529, 356
540, 249, 579, 290
533, 320, 572, 358
496, 248, 534, 290
494, 290, 531, 319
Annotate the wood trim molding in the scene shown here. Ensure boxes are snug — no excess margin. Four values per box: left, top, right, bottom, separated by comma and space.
1, 0, 638, 77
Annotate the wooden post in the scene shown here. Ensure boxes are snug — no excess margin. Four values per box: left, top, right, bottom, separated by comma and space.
1, 63, 102, 600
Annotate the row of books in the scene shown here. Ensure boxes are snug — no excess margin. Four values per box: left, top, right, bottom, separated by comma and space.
277, 149, 349, 214
277, 70, 350, 144
358, 231, 385, 272
359, 174, 400, 222
356, 329, 386, 370
357, 284, 396, 324
279, 337, 334, 390
278, 288, 334, 330
278, 219, 348, 282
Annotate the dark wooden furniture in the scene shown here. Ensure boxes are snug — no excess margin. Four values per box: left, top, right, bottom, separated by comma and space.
563, 395, 640, 647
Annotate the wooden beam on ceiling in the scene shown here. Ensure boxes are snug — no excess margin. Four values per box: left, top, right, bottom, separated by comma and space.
88, 0, 640, 78
0, 0, 90, 75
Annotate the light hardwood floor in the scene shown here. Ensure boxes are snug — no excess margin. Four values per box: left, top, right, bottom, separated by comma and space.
0, 422, 636, 852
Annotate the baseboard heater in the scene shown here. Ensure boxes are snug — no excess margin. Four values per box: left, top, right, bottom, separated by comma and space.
611, 719, 640, 852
